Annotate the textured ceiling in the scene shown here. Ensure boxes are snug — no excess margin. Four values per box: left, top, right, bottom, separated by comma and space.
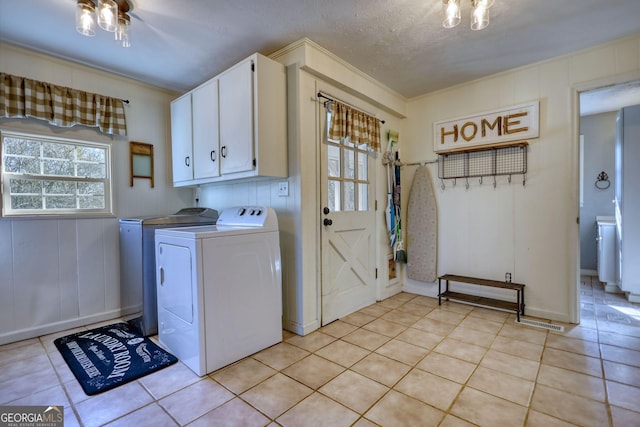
1, 0, 640, 99
581, 81, 640, 116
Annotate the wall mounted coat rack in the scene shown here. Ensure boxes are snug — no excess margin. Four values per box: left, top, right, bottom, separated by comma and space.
437, 142, 528, 190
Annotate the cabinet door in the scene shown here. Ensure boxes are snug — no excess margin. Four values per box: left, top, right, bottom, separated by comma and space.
170, 93, 193, 184
219, 58, 254, 175
192, 79, 220, 179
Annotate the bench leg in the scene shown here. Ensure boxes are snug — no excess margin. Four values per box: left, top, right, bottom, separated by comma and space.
438, 278, 442, 305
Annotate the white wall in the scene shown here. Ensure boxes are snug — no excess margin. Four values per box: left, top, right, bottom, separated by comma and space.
0, 43, 192, 344
402, 34, 640, 322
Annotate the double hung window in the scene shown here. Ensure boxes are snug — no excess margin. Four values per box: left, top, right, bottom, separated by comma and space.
1, 131, 112, 216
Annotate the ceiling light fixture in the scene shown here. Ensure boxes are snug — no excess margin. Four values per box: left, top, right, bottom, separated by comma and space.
442, 0, 495, 31
97, 0, 118, 32
115, 11, 131, 48
75, 0, 132, 47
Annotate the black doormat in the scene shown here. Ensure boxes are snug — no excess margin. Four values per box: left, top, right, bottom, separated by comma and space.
54, 322, 177, 396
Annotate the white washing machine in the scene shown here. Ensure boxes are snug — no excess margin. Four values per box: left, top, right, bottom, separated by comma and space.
155, 206, 282, 376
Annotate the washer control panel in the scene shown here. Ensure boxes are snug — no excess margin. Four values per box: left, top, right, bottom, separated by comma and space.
217, 206, 269, 227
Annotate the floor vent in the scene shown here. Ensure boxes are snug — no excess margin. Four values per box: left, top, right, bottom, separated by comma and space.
515, 318, 564, 332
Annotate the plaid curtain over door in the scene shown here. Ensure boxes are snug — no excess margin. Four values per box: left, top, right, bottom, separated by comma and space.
0, 73, 127, 136
328, 100, 381, 152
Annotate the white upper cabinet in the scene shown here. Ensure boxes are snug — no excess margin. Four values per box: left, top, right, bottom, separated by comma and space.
219, 58, 254, 175
170, 53, 287, 187
192, 79, 220, 179
170, 93, 193, 185
170, 79, 220, 186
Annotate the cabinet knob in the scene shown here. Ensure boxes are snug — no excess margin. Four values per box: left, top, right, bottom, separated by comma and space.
221, 146, 227, 158
185, 156, 190, 167
210, 150, 216, 162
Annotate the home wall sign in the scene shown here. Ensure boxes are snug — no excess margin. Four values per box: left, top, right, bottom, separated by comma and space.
433, 101, 539, 153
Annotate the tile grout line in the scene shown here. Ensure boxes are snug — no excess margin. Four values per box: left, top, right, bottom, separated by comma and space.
3, 284, 639, 426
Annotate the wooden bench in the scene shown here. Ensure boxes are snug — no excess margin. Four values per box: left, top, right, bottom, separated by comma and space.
438, 274, 525, 321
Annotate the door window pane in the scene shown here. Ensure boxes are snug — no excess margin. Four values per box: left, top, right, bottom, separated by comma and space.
344, 148, 355, 179
358, 152, 368, 180
328, 144, 341, 177
358, 183, 368, 211
344, 181, 355, 211
328, 179, 341, 212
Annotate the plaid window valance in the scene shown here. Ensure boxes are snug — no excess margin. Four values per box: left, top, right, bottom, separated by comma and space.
328, 100, 381, 152
0, 73, 127, 136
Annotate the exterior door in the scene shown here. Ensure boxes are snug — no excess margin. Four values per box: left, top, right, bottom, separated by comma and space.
320, 102, 376, 325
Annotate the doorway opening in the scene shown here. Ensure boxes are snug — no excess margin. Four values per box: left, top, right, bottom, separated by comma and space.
577, 79, 640, 329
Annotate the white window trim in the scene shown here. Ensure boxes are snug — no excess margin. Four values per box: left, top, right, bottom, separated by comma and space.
1, 130, 113, 218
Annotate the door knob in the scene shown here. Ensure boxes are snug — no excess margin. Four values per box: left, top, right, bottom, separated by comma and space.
323, 207, 330, 214
323, 218, 333, 226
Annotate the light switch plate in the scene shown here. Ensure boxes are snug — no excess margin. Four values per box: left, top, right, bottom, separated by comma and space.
278, 181, 289, 196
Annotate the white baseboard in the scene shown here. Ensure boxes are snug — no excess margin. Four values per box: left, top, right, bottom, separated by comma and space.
402, 280, 439, 298
283, 318, 319, 336
604, 283, 624, 294
403, 279, 572, 324
523, 307, 572, 324
0, 309, 123, 346
378, 281, 403, 301
628, 293, 640, 303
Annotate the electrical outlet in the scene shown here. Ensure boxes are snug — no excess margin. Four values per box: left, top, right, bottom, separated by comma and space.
278, 181, 289, 197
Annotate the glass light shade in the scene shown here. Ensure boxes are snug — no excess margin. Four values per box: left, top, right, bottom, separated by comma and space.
471, 0, 490, 30
97, 0, 118, 32
76, 0, 96, 37
474, 0, 495, 8
115, 12, 131, 47
442, 0, 461, 28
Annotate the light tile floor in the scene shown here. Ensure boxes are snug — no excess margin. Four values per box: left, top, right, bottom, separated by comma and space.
1, 275, 640, 426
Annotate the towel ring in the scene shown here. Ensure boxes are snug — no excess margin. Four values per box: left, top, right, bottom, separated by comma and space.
595, 171, 610, 190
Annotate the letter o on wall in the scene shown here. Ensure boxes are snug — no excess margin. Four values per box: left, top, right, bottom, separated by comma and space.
460, 122, 478, 142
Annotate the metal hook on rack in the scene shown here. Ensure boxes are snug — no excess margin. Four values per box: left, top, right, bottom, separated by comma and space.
508, 174, 512, 184
453, 178, 457, 187
493, 175, 497, 188
479, 176, 483, 185
523, 174, 526, 186
441, 179, 446, 190
465, 177, 469, 190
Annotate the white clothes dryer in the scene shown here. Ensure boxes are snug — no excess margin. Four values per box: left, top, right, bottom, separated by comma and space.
155, 206, 282, 376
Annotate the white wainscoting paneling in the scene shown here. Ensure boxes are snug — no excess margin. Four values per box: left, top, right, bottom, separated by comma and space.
0, 218, 120, 345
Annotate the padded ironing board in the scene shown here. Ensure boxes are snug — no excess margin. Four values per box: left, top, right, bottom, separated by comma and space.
406, 165, 438, 282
